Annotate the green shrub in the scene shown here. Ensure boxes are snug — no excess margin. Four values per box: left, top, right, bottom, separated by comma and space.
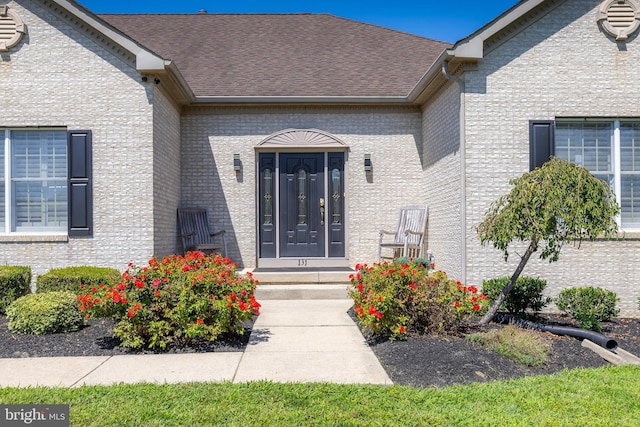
36, 266, 121, 295
79, 252, 260, 350
349, 261, 488, 340
482, 276, 552, 316
466, 325, 550, 367
555, 287, 620, 332
0, 266, 31, 315
6, 291, 85, 335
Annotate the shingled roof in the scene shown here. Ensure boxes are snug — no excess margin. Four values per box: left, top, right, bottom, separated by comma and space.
99, 13, 450, 99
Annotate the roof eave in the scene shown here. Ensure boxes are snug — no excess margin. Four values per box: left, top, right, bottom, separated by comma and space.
450, 0, 545, 60
408, 0, 546, 102
192, 96, 411, 106
51, 0, 167, 73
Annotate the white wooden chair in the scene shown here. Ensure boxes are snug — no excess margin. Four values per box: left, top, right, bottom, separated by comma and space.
377, 205, 428, 262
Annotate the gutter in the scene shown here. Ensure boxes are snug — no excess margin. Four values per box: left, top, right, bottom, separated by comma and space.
441, 59, 467, 284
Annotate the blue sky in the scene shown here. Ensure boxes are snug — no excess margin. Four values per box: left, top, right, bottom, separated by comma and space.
76, 0, 520, 43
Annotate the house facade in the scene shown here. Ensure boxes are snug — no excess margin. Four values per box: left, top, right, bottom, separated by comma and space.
1, 0, 639, 315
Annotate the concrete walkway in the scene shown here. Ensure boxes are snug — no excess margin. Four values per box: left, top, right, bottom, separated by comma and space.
0, 285, 392, 388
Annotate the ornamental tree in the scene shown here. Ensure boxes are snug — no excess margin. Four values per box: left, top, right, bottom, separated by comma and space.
477, 157, 619, 325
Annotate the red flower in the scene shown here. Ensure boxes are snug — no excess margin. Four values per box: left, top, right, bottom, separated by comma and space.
399, 326, 406, 334
473, 304, 481, 311
409, 282, 417, 290
154, 291, 161, 297
454, 301, 460, 307
230, 293, 237, 302
112, 293, 121, 303
135, 279, 144, 289
197, 317, 203, 325
127, 308, 135, 318
368, 305, 377, 315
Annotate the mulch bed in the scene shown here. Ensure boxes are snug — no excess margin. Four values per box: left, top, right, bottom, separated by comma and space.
1, 313, 638, 388
366, 314, 640, 388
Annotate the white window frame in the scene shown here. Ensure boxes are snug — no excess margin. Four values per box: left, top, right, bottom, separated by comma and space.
1, 128, 68, 235
555, 119, 640, 232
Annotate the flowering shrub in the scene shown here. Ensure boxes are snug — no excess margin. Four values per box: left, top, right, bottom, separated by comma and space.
78, 251, 260, 349
349, 261, 488, 340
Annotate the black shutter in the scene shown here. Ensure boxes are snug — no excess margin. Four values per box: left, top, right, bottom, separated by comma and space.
529, 120, 555, 171
68, 130, 92, 236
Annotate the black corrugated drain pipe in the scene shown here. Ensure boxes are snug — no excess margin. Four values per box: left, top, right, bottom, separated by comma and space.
493, 314, 618, 350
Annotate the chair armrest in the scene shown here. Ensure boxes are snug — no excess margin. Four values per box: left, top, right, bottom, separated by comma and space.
379, 229, 395, 237
185, 231, 196, 237
210, 230, 226, 237
404, 230, 422, 236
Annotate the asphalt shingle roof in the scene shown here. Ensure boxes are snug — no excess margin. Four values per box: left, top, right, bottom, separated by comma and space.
99, 13, 450, 98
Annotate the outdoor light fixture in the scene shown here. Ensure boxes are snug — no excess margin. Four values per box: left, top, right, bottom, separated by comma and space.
364, 153, 372, 172
234, 154, 241, 172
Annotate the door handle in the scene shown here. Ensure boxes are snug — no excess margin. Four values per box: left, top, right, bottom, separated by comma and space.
320, 198, 325, 226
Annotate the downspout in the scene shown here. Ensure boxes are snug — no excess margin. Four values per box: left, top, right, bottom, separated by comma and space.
441, 60, 467, 284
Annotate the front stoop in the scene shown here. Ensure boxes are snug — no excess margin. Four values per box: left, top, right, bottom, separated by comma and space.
255, 284, 351, 300
242, 269, 352, 286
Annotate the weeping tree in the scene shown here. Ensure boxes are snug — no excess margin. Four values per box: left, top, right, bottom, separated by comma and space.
477, 157, 620, 325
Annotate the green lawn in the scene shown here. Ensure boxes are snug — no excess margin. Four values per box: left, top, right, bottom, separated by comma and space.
1, 365, 639, 426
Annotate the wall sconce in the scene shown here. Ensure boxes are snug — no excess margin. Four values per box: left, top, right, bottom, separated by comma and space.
364, 153, 372, 172
233, 154, 241, 172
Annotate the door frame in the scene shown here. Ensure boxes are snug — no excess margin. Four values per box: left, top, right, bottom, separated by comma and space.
254, 129, 349, 269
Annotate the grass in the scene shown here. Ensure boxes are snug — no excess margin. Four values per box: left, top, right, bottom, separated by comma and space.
1, 365, 639, 426
466, 325, 550, 367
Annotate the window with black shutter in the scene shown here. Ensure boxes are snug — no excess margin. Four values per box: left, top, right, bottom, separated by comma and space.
529, 120, 555, 171
68, 130, 93, 236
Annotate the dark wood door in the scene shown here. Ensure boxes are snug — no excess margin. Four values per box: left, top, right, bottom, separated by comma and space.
279, 153, 325, 257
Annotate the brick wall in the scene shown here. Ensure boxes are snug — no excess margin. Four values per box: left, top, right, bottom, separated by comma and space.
462, 0, 640, 315
180, 105, 426, 268
422, 82, 463, 279
152, 86, 182, 258
0, 0, 157, 282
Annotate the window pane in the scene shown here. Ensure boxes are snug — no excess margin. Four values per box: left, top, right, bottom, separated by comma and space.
621, 175, 640, 227
621, 122, 640, 172
262, 168, 273, 225
555, 123, 612, 173
297, 169, 307, 225
11, 131, 67, 231
331, 168, 341, 224
0, 136, 4, 230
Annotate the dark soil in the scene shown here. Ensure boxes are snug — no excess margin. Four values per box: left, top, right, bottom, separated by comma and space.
1, 313, 638, 388
0, 316, 253, 358
364, 314, 640, 388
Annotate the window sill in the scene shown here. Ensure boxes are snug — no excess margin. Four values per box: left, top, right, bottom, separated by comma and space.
620, 231, 640, 240
0, 234, 69, 243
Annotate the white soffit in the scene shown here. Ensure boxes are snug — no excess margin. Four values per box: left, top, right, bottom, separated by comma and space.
450, 0, 546, 59
51, 0, 166, 72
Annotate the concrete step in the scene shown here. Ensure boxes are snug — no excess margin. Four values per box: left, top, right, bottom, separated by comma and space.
255, 284, 352, 300
246, 269, 353, 285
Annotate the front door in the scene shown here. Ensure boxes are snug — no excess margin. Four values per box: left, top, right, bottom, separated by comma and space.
280, 153, 324, 257
258, 152, 345, 262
